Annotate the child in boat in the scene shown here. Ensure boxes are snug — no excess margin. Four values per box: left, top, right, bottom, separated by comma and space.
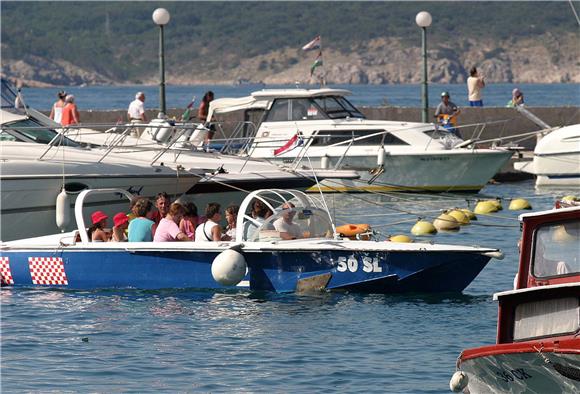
111, 212, 129, 242
223, 205, 239, 241
89, 211, 110, 242
179, 202, 199, 240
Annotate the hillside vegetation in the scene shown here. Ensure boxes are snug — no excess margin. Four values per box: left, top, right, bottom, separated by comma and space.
1, 1, 578, 86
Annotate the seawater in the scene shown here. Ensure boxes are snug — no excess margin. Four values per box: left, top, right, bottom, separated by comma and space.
1, 180, 576, 393
20, 83, 580, 111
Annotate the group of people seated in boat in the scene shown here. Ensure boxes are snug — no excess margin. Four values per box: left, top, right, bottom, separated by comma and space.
87, 192, 312, 243
88, 192, 239, 243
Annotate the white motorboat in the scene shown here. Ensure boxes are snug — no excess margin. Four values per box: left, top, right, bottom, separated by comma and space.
205, 88, 515, 193
513, 124, 580, 188
0, 110, 205, 241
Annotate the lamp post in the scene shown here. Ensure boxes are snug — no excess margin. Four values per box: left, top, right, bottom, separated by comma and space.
415, 11, 432, 123
152, 8, 170, 116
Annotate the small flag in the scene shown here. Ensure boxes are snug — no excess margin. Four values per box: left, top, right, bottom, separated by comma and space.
181, 96, 196, 121
274, 132, 304, 156
310, 52, 323, 76
302, 36, 321, 51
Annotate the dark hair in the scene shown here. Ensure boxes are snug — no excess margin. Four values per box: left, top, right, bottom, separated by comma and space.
184, 202, 198, 217
205, 202, 221, 218
57, 90, 67, 99
469, 66, 477, 76
202, 91, 214, 104
156, 192, 170, 201
133, 198, 152, 217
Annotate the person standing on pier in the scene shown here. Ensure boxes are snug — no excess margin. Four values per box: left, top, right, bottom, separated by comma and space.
128, 92, 147, 122
467, 66, 485, 107
49, 90, 67, 124
61, 95, 80, 126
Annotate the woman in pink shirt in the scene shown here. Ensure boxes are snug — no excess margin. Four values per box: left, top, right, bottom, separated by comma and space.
153, 203, 192, 242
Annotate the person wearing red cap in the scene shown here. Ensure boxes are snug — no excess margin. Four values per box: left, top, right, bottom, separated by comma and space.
111, 212, 129, 242
89, 210, 110, 242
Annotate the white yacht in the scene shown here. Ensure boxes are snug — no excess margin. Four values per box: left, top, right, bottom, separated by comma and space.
205, 88, 515, 193
0, 110, 205, 241
513, 124, 580, 188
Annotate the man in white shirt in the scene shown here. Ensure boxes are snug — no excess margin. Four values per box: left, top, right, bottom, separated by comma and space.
127, 92, 147, 122
273, 202, 302, 240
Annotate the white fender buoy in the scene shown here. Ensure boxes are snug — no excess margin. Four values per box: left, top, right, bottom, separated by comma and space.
377, 147, 386, 166
55, 189, 70, 232
211, 248, 247, 286
321, 155, 330, 169
449, 371, 469, 392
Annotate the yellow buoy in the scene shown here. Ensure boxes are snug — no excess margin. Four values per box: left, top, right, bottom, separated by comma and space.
562, 195, 578, 203
447, 209, 470, 225
509, 198, 532, 210
489, 199, 503, 210
411, 220, 437, 235
474, 200, 498, 214
389, 234, 413, 243
433, 213, 460, 231
460, 208, 477, 221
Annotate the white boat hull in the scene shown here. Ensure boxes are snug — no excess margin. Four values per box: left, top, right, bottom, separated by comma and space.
290, 150, 513, 192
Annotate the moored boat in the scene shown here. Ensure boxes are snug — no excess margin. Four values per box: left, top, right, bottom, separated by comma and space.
205, 88, 514, 193
450, 203, 580, 393
1, 188, 503, 294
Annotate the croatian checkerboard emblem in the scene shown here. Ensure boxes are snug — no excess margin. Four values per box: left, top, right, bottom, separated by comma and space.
1, 257, 14, 285
28, 257, 68, 285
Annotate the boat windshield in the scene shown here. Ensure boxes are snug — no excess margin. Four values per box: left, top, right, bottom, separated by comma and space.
532, 219, 580, 278
264, 96, 365, 122
312, 96, 365, 119
244, 206, 334, 242
1, 118, 80, 147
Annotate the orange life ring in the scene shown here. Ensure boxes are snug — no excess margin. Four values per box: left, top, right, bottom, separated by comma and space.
336, 224, 371, 240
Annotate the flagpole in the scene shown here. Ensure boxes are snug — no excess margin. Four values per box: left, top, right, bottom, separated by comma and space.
320, 36, 325, 87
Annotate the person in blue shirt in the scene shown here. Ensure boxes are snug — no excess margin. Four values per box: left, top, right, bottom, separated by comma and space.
128, 198, 155, 242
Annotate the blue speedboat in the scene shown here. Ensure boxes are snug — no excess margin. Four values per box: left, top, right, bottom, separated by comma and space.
0, 188, 503, 294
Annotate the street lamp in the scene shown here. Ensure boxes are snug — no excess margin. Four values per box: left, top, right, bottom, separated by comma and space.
415, 11, 432, 123
152, 8, 170, 116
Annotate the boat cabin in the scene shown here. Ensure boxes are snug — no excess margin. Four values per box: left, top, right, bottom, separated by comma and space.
495, 205, 579, 345
206, 88, 464, 160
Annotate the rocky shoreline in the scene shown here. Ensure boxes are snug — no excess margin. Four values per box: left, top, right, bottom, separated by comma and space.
2, 34, 578, 88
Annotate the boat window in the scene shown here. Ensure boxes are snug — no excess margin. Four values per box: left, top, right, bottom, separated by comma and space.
0, 130, 17, 141
265, 99, 290, 122
532, 220, 580, 278
513, 297, 579, 341
313, 96, 365, 119
311, 130, 408, 146
2, 118, 80, 147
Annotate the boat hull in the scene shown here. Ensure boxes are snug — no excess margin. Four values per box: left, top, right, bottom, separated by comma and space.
0, 242, 492, 294
296, 150, 514, 193
458, 343, 580, 393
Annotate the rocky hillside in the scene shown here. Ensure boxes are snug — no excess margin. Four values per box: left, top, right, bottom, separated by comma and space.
1, 2, 578, 87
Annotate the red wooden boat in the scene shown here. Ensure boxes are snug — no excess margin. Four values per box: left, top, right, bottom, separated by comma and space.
450, 200, 580, 393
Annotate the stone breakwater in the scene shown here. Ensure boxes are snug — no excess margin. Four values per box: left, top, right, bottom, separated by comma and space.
73, 107, 579, 150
